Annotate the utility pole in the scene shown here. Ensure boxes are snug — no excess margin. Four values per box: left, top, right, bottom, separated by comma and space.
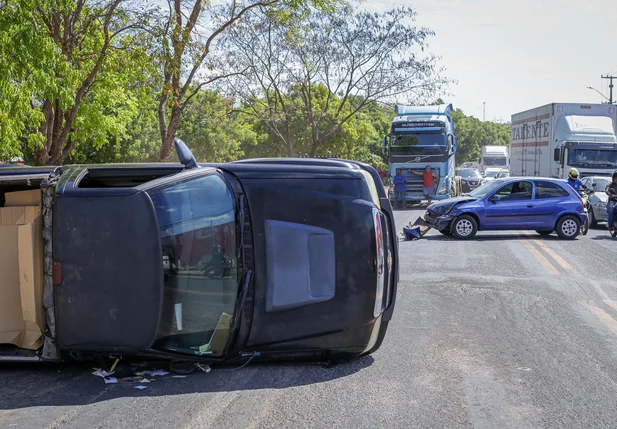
483, 102, 486, 121
601, 75, 615, 104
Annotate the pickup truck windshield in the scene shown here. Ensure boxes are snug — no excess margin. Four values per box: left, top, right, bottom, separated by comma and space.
148, 173, 239, 355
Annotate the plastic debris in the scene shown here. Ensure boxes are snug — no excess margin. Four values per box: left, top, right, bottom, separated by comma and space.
139, 378, 151, 383
172, 375, 187, 378
103, 377, 117, 384
195, 363, 211, 373
134, 385, 148, 390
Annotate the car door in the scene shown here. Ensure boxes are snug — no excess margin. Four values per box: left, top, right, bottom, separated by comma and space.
533, 180, 572, 230
483, 180, 536, 229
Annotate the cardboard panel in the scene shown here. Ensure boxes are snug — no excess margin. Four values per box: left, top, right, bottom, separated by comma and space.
0, 207, 40, 225
0, 224, 26, 346
18, 216, 45, 350
0, 215, 45, 351
5, 190, 42, 207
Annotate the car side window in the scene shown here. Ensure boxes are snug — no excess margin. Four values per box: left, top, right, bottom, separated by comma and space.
535, 181, 569, 199
494, 181, 532, 201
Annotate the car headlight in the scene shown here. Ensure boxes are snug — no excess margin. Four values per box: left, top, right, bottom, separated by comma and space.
429, 203, 455, 216
595, 201, 606, 208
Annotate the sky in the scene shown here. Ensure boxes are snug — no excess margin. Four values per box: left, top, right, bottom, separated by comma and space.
367, 0, 617, 122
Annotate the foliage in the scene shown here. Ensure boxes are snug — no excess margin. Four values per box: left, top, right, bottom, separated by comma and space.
226, 5, 446, 157
1, 0, 451, 170
452, 109, 511, 164
0, 0, 153, 165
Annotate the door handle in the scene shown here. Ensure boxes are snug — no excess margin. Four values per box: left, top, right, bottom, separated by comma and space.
527, 204, 534, 208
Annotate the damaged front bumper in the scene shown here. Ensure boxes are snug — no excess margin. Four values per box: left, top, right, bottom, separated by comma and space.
424, 211, 454, 231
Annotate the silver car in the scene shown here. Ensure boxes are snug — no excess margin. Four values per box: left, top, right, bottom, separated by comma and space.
582, 176, 611, 226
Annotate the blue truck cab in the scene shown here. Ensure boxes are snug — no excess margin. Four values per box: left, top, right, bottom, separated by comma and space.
384, 104, 458, 205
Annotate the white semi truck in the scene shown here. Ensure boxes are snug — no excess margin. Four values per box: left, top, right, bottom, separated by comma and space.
510, 103, 617, 178
480, 146, 509, 172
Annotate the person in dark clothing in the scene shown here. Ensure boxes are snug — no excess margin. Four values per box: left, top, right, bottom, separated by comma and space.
392, 169, 406, 209
606, 171, 617, 234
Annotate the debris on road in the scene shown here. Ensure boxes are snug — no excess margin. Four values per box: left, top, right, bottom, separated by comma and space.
401, 217, 431, 240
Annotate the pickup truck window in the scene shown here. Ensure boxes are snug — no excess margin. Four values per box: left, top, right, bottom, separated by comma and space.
148, 173, 238, 354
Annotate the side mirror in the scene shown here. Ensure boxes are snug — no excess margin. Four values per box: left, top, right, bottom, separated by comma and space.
491, 194, 501, 203
592, 182, 597, 187
553, 148, 560, 163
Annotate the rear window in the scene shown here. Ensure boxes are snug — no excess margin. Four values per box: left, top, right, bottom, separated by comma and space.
535, 181, 569, 199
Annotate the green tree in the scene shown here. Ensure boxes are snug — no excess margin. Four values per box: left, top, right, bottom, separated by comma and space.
0, 0, 152, 165
451, 108, 511, 164
153, 0, 339, 162
227, 5, 446, 157
177, 90, 259, 162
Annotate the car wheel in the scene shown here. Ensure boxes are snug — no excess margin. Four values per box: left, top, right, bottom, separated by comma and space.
535, 230, 553, 236
556, 215, 580, 240
589, 207, 598, 228
452, 215, 477, 239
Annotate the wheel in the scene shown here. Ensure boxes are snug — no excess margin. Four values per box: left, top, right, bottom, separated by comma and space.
438, 229, 451, 235
451, 215, 478, 239
556, 215, 581, 240
535, 230, 553, 236
589, 207, 598, 228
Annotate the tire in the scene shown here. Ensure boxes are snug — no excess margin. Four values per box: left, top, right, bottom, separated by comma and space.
452, 215, 478, 239
589, 207, 598, 228
535, 230, 553, 236
556, 215, 581, 240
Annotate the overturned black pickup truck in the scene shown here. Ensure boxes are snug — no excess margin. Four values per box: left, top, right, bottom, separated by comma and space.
0, 141, 398, 365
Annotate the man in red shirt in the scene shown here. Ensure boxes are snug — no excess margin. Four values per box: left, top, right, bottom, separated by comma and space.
411, 166, 439, 205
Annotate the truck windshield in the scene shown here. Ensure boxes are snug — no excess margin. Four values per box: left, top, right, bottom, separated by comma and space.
483, 157, 507, 167
148, 173, 239, 356
568, 148, 617, 168
391, 133, 447, 154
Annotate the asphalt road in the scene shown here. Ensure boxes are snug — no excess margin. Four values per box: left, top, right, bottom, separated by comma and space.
2, 207, 617, 429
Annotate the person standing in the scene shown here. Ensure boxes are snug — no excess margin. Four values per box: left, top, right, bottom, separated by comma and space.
411, 166, 439, 205
392, 169, 406, 209
606, 171, 617, 234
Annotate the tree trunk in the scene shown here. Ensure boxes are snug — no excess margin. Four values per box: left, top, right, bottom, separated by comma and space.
159, 104, 183, 161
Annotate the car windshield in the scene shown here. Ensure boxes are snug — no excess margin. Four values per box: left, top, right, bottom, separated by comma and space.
458, 169, 482, 178
469, 179, 507, 198
148, 173, 239, 356
496, 171, 510, 178
591, 178, 610, 191
484, 170, 499, 178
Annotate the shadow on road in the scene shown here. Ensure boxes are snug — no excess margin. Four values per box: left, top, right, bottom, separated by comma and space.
421, 233, 567, 242
0, 355, 374, 410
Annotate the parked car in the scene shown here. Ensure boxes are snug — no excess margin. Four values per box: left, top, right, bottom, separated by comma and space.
424, 177, 587, 240
456, 168, 483, 193
495, 170, 510, 179
481, 167, 504, 183
0, 140, 398, 364
581, 176, 611, 226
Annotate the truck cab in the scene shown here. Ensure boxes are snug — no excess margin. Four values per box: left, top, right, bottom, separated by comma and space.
553, 115, 617, 178
383, 104, 459, 205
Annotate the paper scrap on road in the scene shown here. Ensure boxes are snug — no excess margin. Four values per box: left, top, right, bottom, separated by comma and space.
134, 385, 148, 390
104, 377, 117, 384
92, 369, 115, 378
172, 375, 187, 378
139, 378, 151, 383
143, 369, 169, 376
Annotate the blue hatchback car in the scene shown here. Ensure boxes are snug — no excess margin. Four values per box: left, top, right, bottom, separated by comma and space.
424, 177, 587, 240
